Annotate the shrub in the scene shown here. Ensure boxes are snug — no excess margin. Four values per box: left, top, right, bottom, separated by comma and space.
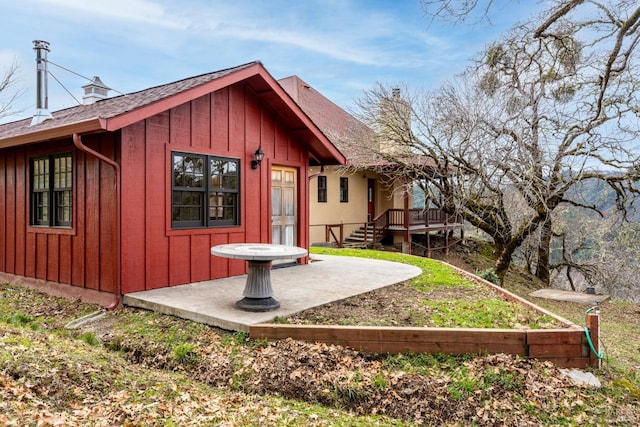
477, 268, 500, 285
173, 342, 199, 365
80, 332, 99, 346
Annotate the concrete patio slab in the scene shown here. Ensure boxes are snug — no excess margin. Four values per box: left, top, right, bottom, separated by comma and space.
123, 254, 422, 332
529, 288, 610, 305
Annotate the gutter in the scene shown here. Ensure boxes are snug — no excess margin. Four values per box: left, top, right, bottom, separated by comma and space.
73, 133, 122, 310
0, 118, 106, 150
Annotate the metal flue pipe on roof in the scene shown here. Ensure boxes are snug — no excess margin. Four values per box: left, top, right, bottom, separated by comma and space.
30, 40, 53, 126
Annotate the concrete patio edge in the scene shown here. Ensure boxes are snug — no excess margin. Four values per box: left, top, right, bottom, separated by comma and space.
123, 254, 422, 332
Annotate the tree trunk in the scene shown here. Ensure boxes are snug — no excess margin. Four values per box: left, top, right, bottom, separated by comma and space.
494, 241, 514, 286
535, 216, 552, 285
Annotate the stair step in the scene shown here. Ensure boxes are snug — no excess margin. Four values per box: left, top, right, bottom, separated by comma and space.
350, 231, 375, 237
343, 242, 370, 248
345, 236, 374, 242
342, 225, 383, 246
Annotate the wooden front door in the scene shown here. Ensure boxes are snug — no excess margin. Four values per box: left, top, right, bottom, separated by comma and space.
271, 166, 297, 246
367, 178, 376, 221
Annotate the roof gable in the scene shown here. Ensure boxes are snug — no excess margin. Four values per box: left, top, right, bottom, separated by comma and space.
0, 62, 345, 165
278, 75, 378, 167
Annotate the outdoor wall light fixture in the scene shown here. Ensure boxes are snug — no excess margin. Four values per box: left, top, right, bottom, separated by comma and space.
251, 147, 264, 169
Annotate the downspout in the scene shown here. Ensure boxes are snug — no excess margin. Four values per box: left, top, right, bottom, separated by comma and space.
73, 133, 122, 310
308, 165, 325, 180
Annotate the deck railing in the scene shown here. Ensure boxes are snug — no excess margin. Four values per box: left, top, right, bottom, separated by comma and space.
320, 221, 384, 248
324, 224, 345, 248
372, 210, 389, 242
314, 208, 463, 248
388, 208, 463, 228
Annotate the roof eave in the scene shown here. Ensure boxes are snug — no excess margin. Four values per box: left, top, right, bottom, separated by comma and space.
247, 68, 344, 165
0, 118, 106, 149
255, 70, 345, 165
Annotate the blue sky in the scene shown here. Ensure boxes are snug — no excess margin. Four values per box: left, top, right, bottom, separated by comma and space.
1, 0, 541, 123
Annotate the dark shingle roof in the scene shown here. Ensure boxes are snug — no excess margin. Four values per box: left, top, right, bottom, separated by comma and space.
0, 62, 258, 143
0, 62, 346, 165
278, 75, 380, 168
278, 76, 444, 173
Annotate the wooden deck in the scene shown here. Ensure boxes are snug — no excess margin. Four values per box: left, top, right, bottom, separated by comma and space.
378, 208, 464, 255
318, 208, 465, 254
387, 223, 462, 232
383, 208, 464, 233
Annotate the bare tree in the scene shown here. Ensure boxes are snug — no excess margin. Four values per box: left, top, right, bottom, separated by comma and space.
0, 60, 25, 121
550, 205, 640, 301
354, 2, 640, 285
420, 0, 509, 25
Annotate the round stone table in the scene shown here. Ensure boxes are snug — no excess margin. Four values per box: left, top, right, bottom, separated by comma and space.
210, 243, 308, 311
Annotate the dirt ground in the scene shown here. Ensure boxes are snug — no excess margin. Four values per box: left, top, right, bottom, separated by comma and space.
288, 241, 557, 328
286, 279, 552, 327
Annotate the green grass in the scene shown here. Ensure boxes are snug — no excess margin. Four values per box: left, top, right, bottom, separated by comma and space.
6, 312, 37, 328
173, 342, 199, 365
447, 370, 479, 400
80, 331, 100, 346
381, 352, 475, 376
421, 298, 557, 329
482, 368, 523, 390
310, 247, 558, 329
311, 247, 475, 290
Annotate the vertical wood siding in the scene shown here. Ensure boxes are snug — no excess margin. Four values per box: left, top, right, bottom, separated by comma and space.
5, 150, 16, 274
71, 150, 86, 287
119, 81, 310, 293
0, 136, 118, 298
98, 134, 117, 293
120, 120, 147, 292
14, 153, 26, 276
1, 80, 312, 298
0, 150, 5, 273
145, 114, 170, 290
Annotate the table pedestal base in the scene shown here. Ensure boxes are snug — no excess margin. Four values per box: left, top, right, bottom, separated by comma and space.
235, 296, 280, 311
237, 260, 280, 312
211, 243, 307, 312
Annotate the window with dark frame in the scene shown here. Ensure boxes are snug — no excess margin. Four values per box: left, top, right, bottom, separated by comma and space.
339, 177, 349, 203
30, 153, 73, 227
317, 175, 327, 203
171, 152, 240, 228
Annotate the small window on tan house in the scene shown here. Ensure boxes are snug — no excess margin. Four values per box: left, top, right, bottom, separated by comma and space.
339, 177, 348, 203
317, 175, 327, 203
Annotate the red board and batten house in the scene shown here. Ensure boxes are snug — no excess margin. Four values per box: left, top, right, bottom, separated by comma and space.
0, 61, 345, 308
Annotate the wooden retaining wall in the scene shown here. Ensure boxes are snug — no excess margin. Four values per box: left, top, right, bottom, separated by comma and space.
250, 313, 600, 369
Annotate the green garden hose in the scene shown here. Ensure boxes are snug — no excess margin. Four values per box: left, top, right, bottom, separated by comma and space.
584, 305, 604, 360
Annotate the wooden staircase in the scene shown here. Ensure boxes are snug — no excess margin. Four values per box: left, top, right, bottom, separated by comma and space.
343, 224, 378, 247
322, 208, 464, 251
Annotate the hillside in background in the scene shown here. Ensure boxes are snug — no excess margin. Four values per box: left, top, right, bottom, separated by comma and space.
413, 179, 640, 302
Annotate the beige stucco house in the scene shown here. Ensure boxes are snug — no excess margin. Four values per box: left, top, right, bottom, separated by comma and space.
279, 76, 456, 251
